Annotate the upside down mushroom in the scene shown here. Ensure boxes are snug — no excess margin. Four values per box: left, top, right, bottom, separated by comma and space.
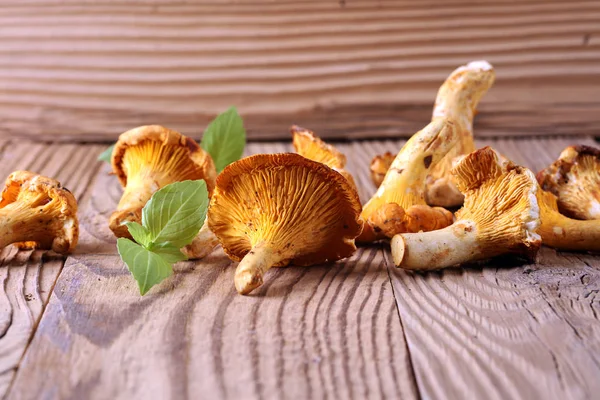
536, 190, 600, 252
0, 171, 78, 253
391, 147, 541, 270
290, 125, 357, 190
358, 118, 457, 242
537, 145, 600, 220
367, 61, 495, 206
426, 60, 496, 207
208, 153, 363, 295
110, 125, 218, 258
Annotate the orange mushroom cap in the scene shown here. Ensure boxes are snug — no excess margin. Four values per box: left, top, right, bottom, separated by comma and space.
208, 153, 363, 294
370, 152, 395, 188
537, 145, 600, 220
290, 125, 357, 191
109, 125, 216, 238
0, 171, 78, 253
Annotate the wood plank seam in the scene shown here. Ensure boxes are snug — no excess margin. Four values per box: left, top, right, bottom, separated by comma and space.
384, 251, 422, 400
2, 255, 66, 399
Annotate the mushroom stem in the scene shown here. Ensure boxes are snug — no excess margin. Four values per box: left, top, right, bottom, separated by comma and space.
538, 216, 600, 251
391, 221, 480, 270
110, 175, 157, 237
182, 219, 220, 259
117, 174, 156, 213
235, 242, 284, 295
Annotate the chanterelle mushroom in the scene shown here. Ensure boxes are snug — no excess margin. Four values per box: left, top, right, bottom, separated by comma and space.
208, 153, 363, 295
290, 125, 357, 190
537, 145, 600, 220
358, 118, 457, 242
536, 190, 600, 252
370, 152, 395, 188
426, 60, 496, 207
0, 171, 78, 253
391, 147, 541, 270
110, 125, 218, 258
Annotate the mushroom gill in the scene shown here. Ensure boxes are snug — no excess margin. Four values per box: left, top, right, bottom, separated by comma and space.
208, 153, 363, 295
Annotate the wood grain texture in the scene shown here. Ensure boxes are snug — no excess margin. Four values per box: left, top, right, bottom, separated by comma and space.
1, 0, 599, 141
5, 137, 600, 399
0, 142, 103, 398
382, 137, 600, 399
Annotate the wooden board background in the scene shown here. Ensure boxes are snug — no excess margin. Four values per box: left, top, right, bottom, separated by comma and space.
0, 137, 598, 399
1, 0, 600, 141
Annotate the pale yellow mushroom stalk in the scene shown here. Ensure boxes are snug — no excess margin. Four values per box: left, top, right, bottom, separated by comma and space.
391, 147, 541, 270
426, 60, 496, 207
537, 190, 600, 252
358, 118, 458, 242
181, 220, 220, 259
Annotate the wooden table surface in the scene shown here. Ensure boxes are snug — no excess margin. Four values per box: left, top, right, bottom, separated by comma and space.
0, 136, 599, 400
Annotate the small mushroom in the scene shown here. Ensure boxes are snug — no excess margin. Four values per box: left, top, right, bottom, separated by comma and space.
208, 153, 363, 295
109, 125, 218, 258
427, 60, 496, 207
370, 152, 395, 188
0, 171, 78, 253
290, 125, 357, 190
391, 147, 541, 270
537, 145, 600, 220
358, 118, 458, 242
536, 190, 600, 252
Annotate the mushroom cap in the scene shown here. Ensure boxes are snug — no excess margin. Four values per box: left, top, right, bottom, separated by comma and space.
536, 145, 600, 220
370, 152, 395, 188
208, 153, 363, 266
452, 147, 541, 258
0, 171, 78, 253
290, 125, 346, 169
112, 125, 216, 195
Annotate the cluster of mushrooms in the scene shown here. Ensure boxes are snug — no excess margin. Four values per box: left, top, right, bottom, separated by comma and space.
1, 60, 599, 296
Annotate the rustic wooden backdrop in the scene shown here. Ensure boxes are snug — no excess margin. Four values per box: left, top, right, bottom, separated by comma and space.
1, 0, 599, 141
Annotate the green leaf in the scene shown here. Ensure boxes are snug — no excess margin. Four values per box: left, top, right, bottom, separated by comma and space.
125, 221, 151, 247
98, 144, 115, 163
148, 242, 188, 264
141, 180, 208, 248
117, 238, 173, 295
200, 106, 246, 172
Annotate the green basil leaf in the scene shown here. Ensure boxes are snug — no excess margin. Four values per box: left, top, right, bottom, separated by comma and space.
200, 106, 246, 173
148, 242, 188, 264
125, 221, 151, 247
117, 238, 173, 295
141, 180, 208, 248
98, 144, 115, 163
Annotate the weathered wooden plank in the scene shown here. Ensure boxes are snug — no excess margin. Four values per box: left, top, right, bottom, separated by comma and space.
0, 0, 599, 140
0, 142, 103, 398
7, 137, 600, 400
388, 249, 600, 399
8, 252, 416, 400
379, 138, 600, 399
6, 141, 418, 399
